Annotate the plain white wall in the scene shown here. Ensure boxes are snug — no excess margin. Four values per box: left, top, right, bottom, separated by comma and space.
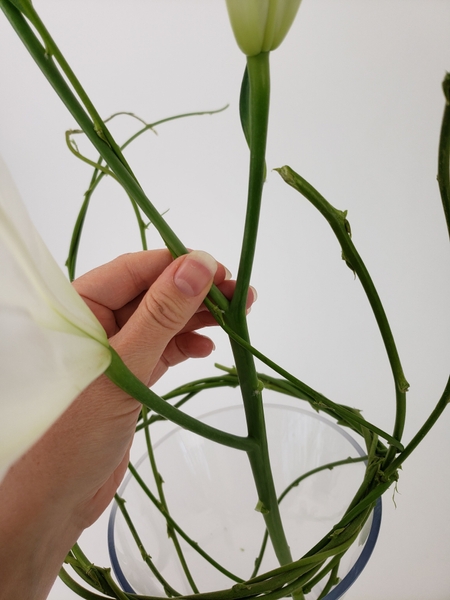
0, 1, 449, 598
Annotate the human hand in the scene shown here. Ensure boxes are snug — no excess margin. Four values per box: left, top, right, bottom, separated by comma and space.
0, 249, 255, 600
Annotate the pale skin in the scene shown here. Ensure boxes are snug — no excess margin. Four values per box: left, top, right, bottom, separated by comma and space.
0, 249, 255, 600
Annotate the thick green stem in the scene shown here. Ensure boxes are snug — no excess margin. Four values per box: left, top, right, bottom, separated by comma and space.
227, 52, 293, 571
231, 53, 270, 315
0, 0, 229, 314
16, 0, 132, 171
437, 72, 450, 239
251, 456, 366, 579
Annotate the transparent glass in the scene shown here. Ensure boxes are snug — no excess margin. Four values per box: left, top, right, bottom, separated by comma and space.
108, 404, 381, 599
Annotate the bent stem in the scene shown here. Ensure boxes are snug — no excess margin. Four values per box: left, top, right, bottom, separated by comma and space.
105, 348, 256, 453
384, 375, 450, 479
275, 165, 408, 467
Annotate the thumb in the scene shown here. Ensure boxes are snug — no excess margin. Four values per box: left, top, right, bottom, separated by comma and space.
111, 250, 218, 383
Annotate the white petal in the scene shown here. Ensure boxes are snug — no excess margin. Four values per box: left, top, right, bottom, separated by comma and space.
0, 157, 108, 344
0, 157, 111, 481
0, 306, 111, 479
226, 0, 269, 56
268, 0, 303, 52
226, 0, 302, 56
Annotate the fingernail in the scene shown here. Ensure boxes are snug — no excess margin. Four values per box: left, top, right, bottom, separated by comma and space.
174, 251, 217, 297
224, 267, 232, 280
249, 286, 258, 302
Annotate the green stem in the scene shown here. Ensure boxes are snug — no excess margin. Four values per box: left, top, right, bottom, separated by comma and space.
127, 463, 244, 584
65, 546, 120, 597
221, 325, 404, 450
65, 126, 149, 276
225, 52, 293, 571
231, 52, 270, 316
19, 1, 132, 170
138, 367, 395, 452
141, 406, 199, 594
437, 72, 450, 239
275, 165, 408, 464
59, 567, 115, 600
0, 3, 180, 249
136, 392, 199, 431
66, 108, 227, 279
0, 0, 229, 314
384, 375, 450, 478
115, 494, 181, 597
251, 456, 366, 579
105, 348, 256, 453
310, 555, 342, 599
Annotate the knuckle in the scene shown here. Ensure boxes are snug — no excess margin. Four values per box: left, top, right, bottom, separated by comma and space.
121, 253, 145, 289
144, 288, 186, 332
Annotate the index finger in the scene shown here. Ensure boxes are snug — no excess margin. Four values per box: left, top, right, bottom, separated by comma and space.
73, 250, 173, 311
73, 249, 229, 313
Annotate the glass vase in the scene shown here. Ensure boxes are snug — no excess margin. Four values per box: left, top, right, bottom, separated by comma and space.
108, 403, 381, 599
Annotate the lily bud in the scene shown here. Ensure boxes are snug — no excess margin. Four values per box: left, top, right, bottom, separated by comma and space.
225, 0, 302, 56
0, 156, 111, 482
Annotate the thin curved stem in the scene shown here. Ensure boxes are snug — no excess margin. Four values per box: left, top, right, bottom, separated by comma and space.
309, 556, 342, 599
384, 375, 450, 478
141, 406, 199, 594
127, 463, 244, 584
66, 108, 227, 279
114, 494, 182, 597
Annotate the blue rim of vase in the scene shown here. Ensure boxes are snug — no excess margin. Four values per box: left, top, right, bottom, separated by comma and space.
108, 404, 382, 599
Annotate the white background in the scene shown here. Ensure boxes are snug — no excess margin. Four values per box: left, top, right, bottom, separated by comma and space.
1, 1, 449, 598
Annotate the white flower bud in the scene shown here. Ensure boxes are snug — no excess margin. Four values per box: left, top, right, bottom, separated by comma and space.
225, 0, 302, 56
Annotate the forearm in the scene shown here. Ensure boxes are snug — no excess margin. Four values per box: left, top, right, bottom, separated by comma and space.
0, 454, 81, 600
